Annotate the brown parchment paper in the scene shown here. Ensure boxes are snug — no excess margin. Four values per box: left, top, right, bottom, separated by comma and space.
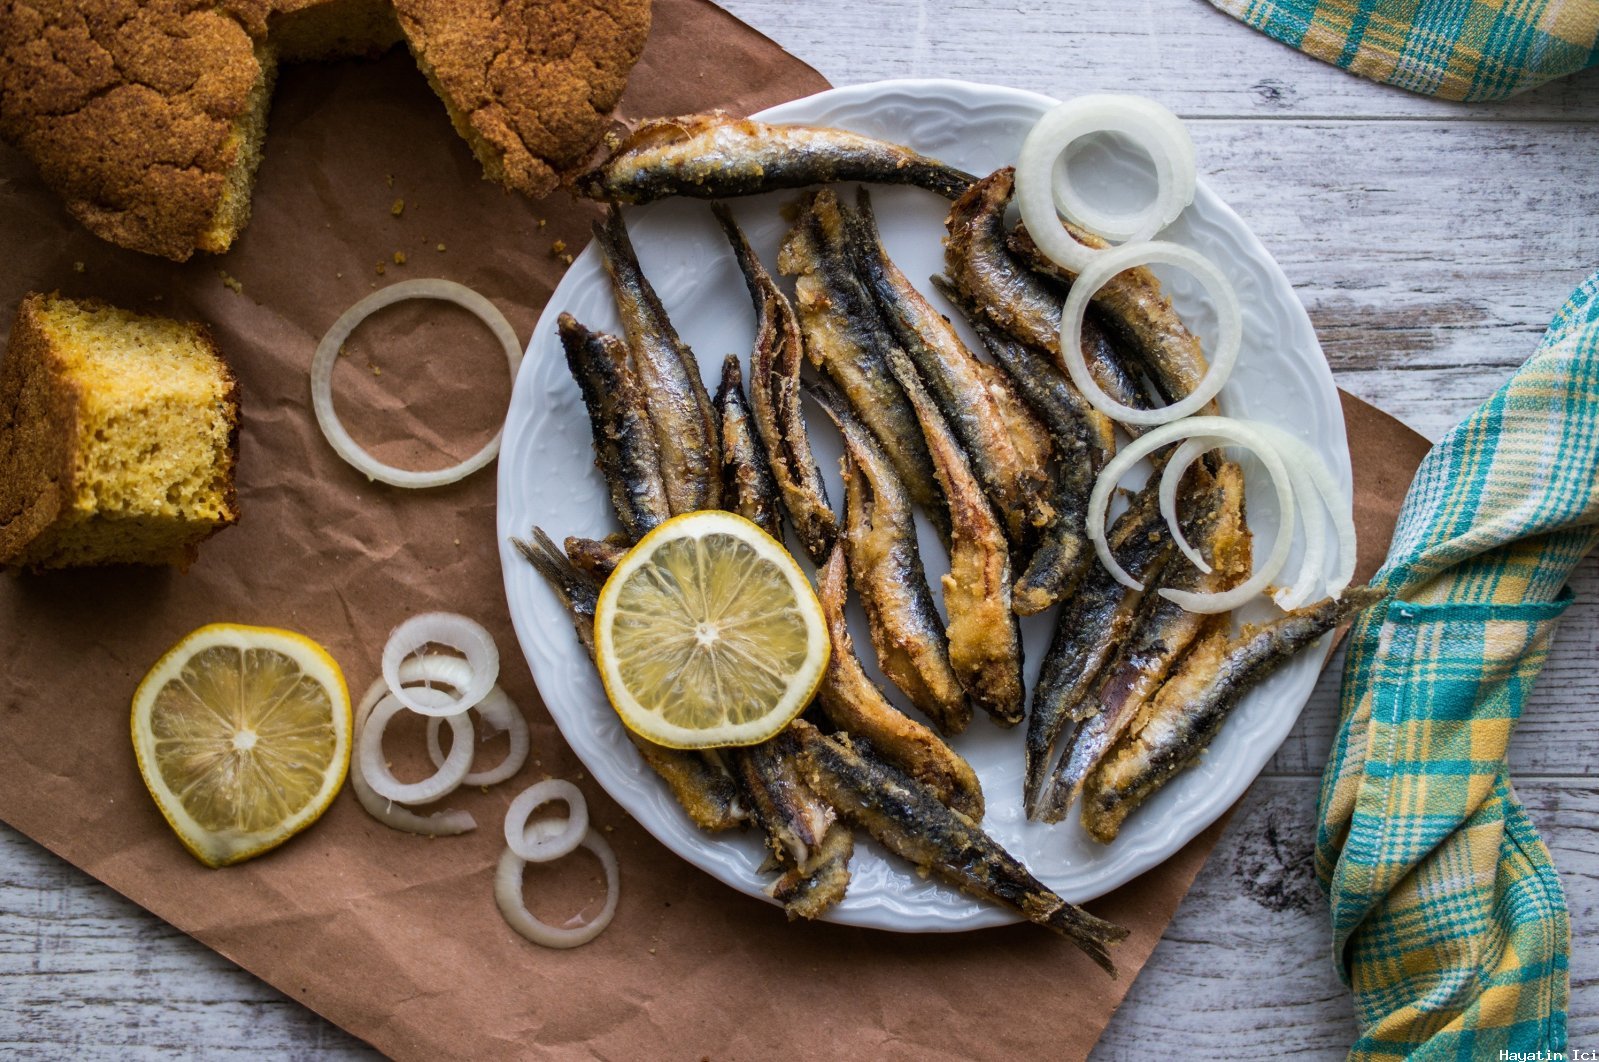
0, 3, 1434, 1058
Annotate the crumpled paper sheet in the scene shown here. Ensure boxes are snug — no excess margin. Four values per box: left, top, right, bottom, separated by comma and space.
0, 1, 1433, 1057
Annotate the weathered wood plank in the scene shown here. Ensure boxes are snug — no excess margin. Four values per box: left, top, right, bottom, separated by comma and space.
718, 0, 1599, 121
1096, 778, 1599, 1058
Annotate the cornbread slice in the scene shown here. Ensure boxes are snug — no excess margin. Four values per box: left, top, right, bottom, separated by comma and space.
0, 0, 278, 262
388, 0, 652, 198
0, 293, 240, 570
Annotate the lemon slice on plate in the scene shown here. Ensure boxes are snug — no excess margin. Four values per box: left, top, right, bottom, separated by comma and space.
131, 624, 351, 867
594, 511, 829, 749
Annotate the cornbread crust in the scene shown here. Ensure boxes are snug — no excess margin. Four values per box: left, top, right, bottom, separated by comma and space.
0, 0, 276, 261
385, 0, 651, 198
0, 293, 241, 570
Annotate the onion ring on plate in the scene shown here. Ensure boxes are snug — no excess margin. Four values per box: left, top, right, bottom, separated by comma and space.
503, 779, 588, 863
1253, 423, 1355, 602
1089, 416, 1296, 614
425, 686, 530, 787
1160, 436, 1219, 575
1060, 241, 1241, 426
360, 686, 475, 803
351, 677, 476, 835
383, 612, 499, 717
1015, 94, 1196, 274
495, 821, 620, 949
310, 278, 523, 488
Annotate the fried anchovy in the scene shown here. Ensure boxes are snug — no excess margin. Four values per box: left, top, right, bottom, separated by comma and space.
933, 274, 1115, 614
809, 377, 971, 736
886, 346, 1024, 727
777, 189, 942, 519
1009, 219, 1216, 415
712, 355, 784, 540
576, 112, 977, 204
563, 535, 626, 583
1024, 478, 1172, 819
942, 167, 1152, 420
815, 545, 985, 819
557, 314, 670, 540
844, 187, 1053, 548
512, 529, 745, 832
790, 720, 1128, 973
729, 731, 854, 919
768, 821, 856, 920
1081, 587, 1384, 843
1041, 462, 1252, 820
714, 205, 835, 560
593, 207, 720, 513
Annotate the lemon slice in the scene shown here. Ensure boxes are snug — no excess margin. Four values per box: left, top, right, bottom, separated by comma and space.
131, 624, 351, 867
594, 511, 829, 749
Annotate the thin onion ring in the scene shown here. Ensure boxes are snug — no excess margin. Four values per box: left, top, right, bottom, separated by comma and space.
1160, 437, 1219, 575
310, 278, 523, 488
1254, 423, 1355, 602
503, 779, 588, 863
425, 686, 529, 787
383, 612, 499, 717
1015, 95, 1196, 274
495, 823, 620, 949
360, 687, 475, 803
1090, 417, 1296, 614
1060, 241, 1241, 426
351, 677, 476, 835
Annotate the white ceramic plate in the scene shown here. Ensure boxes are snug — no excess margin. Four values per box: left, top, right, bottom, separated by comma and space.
497, 79, 1349, 932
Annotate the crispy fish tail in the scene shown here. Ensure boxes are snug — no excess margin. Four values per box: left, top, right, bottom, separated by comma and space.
593, 207, 720, 513
577, 112, 977, 204
790, 720, 1127, 973
563, 535, 626, 583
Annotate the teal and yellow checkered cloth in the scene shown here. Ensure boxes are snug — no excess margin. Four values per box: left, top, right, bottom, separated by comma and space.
1210, 0, 1599, 100
1316, 270, 1599, 1059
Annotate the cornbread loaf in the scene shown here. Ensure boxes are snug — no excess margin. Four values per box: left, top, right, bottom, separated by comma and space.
0, 0, 650, 261
0, 293, 240, 570
393, 0, 651, 198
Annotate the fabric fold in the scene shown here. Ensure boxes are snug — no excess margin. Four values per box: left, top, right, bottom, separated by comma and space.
1317, 271, 1599, 1058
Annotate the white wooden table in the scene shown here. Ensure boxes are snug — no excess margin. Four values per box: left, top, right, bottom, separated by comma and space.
3, 2, 1595, 1057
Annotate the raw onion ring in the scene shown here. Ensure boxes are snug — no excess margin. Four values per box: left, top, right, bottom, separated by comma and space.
310, 278, 523, 488
495, 823, 620, 949
383, 612, 499, 717
1160, 436, 1220, 575
503, 779, 588, 863
425, 686, 530, 787
1089, 417, 1296, 614
1060, 241, 1241, 426
1254, 423, 1355, 602
351, 677, 476, 835
360, 686, 475, 803
1015, 94, 1196, 274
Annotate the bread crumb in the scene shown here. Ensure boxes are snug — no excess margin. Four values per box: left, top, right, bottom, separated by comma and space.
376, 262, 386, 276
436, 242, 447, 252
386, 174, 394, 188
537, 218, 547, 229
219, 270, 243, 294
72, 261, 85, 273
559, 253, 573, 266
370, 364, 382, 377
648, 947, 657, 955
453, 538, 461, 546
390, 198, 405, 217
393, 251, 407, 265
550, 239, 566, 255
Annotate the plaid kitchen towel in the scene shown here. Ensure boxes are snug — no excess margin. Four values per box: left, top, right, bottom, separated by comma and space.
1316, 270, 1599, 1059
1209, 0, 1599, 100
